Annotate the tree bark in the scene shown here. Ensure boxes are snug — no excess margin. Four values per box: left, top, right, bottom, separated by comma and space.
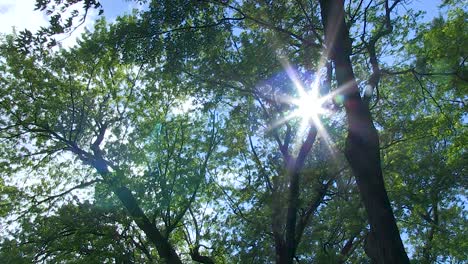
92, 159, 183, 264
318, 1, 410, 263
421, 202, 438, 264
114, 186, 183, 264
282, 128, 317, 264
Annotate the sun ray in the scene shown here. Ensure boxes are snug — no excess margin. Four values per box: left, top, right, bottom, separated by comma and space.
266, 112, 298, 133
265, 57, 355, 156
281, 61, 337, 154
283, 60, 308, 97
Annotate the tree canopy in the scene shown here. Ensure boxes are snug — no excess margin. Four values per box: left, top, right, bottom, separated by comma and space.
0, 0, 466, 263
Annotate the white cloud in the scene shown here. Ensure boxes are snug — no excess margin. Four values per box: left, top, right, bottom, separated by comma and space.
0, 0, 98, 49
0, 0, 48, 34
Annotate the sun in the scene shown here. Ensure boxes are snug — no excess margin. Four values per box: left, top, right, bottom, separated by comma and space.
280, 64, 336, 154
277, 61, 330, 125
287, 72, 331, 129
290, 82, 336, 155
262, 59, 342, 155
266, 61, 338, 154
291, 88, 328, 122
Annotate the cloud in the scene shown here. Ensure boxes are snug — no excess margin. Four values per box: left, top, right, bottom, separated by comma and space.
0, 0, 48, 34
0, 3, 13, 14
0, 0, 99, 49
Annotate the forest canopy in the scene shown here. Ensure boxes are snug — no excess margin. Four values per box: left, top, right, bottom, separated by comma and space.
0, 0, 466, 263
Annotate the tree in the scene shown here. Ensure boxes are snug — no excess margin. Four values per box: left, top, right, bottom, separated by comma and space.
1, 1, 466, 263
0, 21, 223, 263
376, 7, 467, 263
318, 1, 409, 263
0, 201, 153, 263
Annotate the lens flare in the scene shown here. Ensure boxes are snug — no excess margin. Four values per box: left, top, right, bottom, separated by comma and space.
291, 87, 328, 122
277, 62, 336, 154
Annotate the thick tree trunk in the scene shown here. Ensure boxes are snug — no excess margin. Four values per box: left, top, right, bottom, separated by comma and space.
318, 1, 410, 263
271, 128, 317, 264
284, 170, 300, 264
272, 194, 288, 264
282, 129, 317, 264
92, 159, 183, 264
114, 186, 183, 264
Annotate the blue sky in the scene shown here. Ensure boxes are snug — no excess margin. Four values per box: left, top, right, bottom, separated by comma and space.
0, 0, 142, 47
99, 0, 147, 21
0, 0, 444, 47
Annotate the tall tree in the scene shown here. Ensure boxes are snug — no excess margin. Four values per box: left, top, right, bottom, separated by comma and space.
318, 1, 409, 263
1, 1, 466, 263
0, 21, 222, 263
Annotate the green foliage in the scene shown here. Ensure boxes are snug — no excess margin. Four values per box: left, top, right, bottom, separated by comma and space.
0, 202, 152, 263
0, 178, 18, 217
0, 1, 466, 263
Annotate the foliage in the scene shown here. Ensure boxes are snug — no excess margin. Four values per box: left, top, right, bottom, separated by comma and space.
0, 0, 466, 263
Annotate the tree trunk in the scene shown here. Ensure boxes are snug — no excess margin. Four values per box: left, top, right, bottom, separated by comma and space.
318, 1, 410, 263
284, 170, 300, 264
114, 186, 183, 264
92, 159, 183, 264
421, 202, 438, 264
279, 129, 317, 264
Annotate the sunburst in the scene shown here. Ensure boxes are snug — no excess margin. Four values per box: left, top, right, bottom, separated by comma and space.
275, 63, 336, 154
290, 78, 328, 124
